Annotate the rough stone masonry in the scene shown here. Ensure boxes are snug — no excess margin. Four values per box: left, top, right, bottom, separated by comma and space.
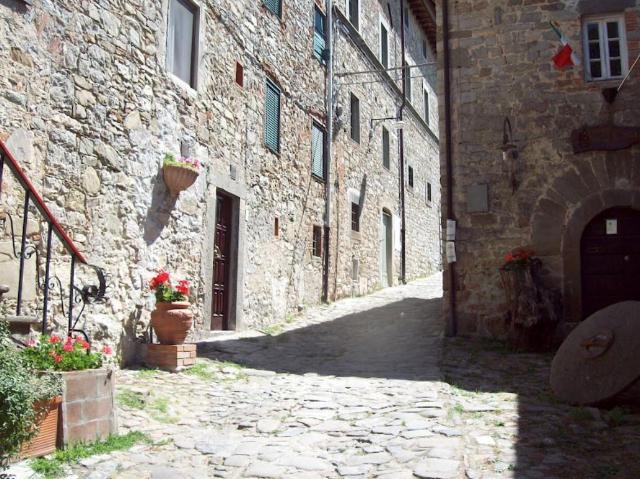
0, 0, 440, 360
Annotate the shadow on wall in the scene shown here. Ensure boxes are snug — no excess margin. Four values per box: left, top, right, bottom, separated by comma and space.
0, 0, 28, 13
143, 170, 176, 245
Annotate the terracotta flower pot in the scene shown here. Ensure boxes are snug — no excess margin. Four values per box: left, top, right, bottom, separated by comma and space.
20, 396, 62, 459
150, 301, 193, 345
162, 164, 199, 196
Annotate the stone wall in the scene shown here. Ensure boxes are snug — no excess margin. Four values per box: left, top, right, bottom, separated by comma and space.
439, 0, 640, 336
0, 0, 440, 361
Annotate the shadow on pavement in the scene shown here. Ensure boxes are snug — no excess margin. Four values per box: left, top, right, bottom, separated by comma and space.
198, 297, 443, 381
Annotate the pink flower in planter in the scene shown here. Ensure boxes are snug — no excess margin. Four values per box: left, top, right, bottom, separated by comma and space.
63, 341, 74, 352
101, 345, 113, 355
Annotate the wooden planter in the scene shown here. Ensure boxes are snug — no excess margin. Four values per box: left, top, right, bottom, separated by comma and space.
151, 301, 193, 345
162, 164, 198, 196
19, 396, 62, 459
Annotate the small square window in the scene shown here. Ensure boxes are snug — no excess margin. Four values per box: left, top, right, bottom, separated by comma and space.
351, 202, 360, 232
408, 166, 414, 188
264, 0, 282, 18
350, 93, 360, 143
583, 15, 628, 81
166, 0, 199, 88
312, 225, 322, 257
235, 62, 244, 87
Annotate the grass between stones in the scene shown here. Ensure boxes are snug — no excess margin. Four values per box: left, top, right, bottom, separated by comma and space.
184, 359, 249, 384
30, 432, 149, 479
116, 389, 178, 423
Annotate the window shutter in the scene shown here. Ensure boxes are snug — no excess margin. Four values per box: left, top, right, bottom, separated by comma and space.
382, 127, 390, 169
423, 89, 429, 124
264, 0, 281, 17
312, 123, 325, 179
348, 0, 359, 29
265, 81, 281, 153
350, 94, 360, 143
313, 9, 326, 62
380, 24, 388, 68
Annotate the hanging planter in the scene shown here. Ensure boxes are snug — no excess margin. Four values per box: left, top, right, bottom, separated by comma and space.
162, 153, 201, 196
149, 271, 193, 345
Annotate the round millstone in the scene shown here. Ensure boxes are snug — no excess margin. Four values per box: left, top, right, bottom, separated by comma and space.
550, 301, 640, 405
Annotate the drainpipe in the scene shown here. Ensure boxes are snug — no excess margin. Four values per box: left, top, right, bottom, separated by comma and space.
399, 0, 407, 284
442, 0, 457, 336
322, 0, 333, 303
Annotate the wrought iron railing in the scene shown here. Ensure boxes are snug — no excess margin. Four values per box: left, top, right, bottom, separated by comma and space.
0, 139, 107, 340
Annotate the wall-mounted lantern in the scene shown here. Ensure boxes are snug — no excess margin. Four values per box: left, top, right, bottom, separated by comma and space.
501, 117, 520, 194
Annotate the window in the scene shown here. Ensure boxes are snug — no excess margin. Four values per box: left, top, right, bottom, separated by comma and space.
422, 39, 428, 58
311, 122, 326, 180
314, 7, 327, 63
235, 62, 244, 87
347, 0, 359, 30
350, 93, 360, 143
423, 88, 429, 125
312, 225, 322, 257
265, 80, 280, 153
264, 0, 281, 18
166, 0, 199, 87
427, 182, 432, 202
351, 202, 360, 232
382, 126, 390, 169
583, 16, 628, 81
403, 7, 409, 29
408, 166, 414, 188
403, 61, 412, 102
380, 21, 389, 69
274, 217, 280, 237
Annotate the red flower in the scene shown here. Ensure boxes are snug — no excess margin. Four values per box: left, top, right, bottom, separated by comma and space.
54, 354, 63, 364
101, 345, 113, 355
49, 335, 61, 344
150, 270, 170, 290
81, 340, 91, 350
63, 342, 74, 352
176, 280, 190, 296
504, 253, 514, 263
49, 350, 57, 358
75, 336, 84, 344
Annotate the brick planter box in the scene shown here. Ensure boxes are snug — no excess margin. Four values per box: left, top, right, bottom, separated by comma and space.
60, 369, 117, 446
144, 344, 196, 372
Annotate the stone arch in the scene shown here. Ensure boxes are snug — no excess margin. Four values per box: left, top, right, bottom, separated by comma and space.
530, 156, 640, 323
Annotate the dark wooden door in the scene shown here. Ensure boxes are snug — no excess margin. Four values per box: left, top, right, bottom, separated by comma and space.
581, 207, 640, 319
212, 193, 232, 330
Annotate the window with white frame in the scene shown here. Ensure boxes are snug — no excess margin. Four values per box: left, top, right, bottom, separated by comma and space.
166, 0, 199, 88
380, 17, 389, 69
311, 122, 326, 180
347, 0, 359, 30
583, 15, 628, 81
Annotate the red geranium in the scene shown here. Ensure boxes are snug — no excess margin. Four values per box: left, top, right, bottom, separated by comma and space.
503, 247, 536, 271
150, 270, 170, 290
101, 345, 113, 355
150, 270, 191, 303
49, 335, 61, 344
176, 280, 190, 296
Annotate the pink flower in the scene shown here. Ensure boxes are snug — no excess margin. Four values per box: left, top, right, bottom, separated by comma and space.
26, 338, 37, 347
81, 340, 91, 350
101, 345, 113, 355
63, 342, 74, 352
75, 336, 84, 344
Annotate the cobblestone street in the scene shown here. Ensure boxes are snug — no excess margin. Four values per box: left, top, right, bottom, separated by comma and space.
9, 273, 640, 479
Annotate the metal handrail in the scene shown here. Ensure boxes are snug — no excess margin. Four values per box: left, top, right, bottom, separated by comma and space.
0, 140, 87, 263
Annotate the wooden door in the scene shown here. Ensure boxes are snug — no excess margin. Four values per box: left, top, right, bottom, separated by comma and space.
581, 207, 640, 319
212, 193, 232, 330
380, 211, 393, 287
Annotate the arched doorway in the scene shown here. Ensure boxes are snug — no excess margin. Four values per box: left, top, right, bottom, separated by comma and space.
581, 207, 640, 319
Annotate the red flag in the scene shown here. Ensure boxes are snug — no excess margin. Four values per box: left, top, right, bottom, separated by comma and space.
553, 44, 575, 70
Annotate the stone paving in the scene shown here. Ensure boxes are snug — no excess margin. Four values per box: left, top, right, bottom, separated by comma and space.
8, 271, 640, 479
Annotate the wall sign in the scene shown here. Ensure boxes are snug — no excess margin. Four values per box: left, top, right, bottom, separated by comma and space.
571, 125, 640, 154
606, 219, 618, 235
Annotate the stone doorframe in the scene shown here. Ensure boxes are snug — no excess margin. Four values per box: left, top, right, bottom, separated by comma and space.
532, 183, 640, 323
202, 174, 247, 331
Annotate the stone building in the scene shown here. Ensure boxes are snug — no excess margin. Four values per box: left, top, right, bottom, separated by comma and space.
0, 0, 439, 360
439, 0, 640, 337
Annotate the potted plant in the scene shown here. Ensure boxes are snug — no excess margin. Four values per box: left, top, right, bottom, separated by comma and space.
20, 335, 117, 447
162, 152, 201, 196
149, 271, 193, 345
0, 321, 62, 465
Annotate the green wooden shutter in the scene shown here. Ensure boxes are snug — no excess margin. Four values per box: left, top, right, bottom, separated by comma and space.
382, 127, 390, 169
314, 8, 326, 62
350, 94, 360, 143
263, 0, 281, 17
380, 24, 388, 68
312, 123, 325, 179
265, 80, 280, 153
